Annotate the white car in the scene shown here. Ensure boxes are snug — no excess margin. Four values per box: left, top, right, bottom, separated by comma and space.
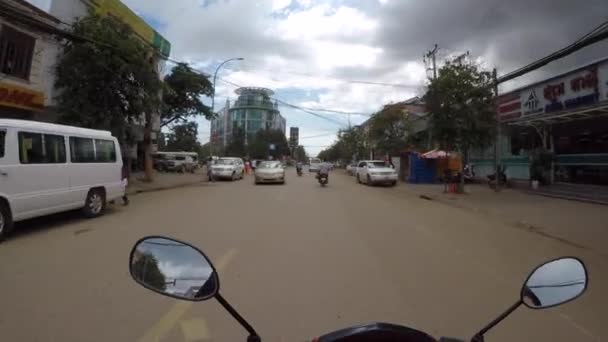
254, 161, 285, 184
0, 119, 124, 240
211, 157, 244, 180
355, 160, 398, 186
346, 163, 357, 176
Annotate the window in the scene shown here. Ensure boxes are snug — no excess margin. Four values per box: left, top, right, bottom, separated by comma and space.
95, 139, 116, 162
69, 137, 95, 163
358, 162, 366, 168
45, 134, 66, 163
0, 130, 5, 158
248, 109, 262, 120
0, 25, 36, 79
18, 132, 66, 164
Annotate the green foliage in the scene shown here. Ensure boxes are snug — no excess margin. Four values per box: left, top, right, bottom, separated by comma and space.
161, 63, 214, 127
293, 145, 308, 162
318, 127, 366, 163
165, 122, 201, 152
425, 56, 496, 154
225, 128, 247, 157
54, 12, 162, 144
530, 149, 555, 184
369, 103, 412, 155
248, 129, 290, 159
131, 253, 167, 291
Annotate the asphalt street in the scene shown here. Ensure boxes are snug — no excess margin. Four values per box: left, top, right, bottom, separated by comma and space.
0, 170, 606, 342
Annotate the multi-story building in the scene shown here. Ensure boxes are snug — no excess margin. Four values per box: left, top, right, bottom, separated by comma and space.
0, 0, 62, 121
211, 87, 286, 149
48, 0, 171, 165
289, 127, 299, 150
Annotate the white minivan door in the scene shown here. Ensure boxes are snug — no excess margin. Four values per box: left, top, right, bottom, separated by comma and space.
9, 131, 70, 219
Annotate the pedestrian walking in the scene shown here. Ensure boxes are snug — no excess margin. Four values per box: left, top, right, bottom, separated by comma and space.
121, 161, 130, 206
245, 160, 251, 175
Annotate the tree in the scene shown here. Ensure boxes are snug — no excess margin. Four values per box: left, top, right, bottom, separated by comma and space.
55, 12, 162, 180
369, 103, 412, 156
293, 145, 308, 162
165, 122, 201, 151
131, 253, 167, 291
248, 129, 290, 159
425, 55, 496, 191
224, 127, 246, 157
161, 63, 214, 127
338, 127, 367, 162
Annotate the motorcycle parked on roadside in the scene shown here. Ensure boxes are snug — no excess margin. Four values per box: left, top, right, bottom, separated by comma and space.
487, 165, 507, 189
129, 235, 589, 342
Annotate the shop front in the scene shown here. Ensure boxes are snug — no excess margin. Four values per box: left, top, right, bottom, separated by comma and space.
473, 57, 608, 186
0, 81, 46, 120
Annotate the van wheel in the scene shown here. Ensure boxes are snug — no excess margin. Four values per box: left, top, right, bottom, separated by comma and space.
82, 189, 106, 218
0, 201, 14, 242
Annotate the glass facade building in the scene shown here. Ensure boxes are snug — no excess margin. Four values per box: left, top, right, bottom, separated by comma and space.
211, 87, 286, 149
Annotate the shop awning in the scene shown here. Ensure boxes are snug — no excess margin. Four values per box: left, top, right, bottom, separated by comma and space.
506, 103, 608, 126
421, 149, 450, 159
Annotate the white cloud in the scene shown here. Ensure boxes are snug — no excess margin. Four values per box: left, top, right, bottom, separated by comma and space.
272, 0, 292, 12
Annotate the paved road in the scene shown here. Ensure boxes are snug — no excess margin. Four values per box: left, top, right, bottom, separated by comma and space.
0, 170, 606, 341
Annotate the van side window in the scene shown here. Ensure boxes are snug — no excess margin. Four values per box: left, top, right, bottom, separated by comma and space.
69, 137, 95, 163
18, 132, 66, 164
0, 130, 5, 158
45, 134, 67, 163
94, 139, 116, 162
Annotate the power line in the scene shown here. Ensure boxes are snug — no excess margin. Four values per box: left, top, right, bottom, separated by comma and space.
240, 65, 414, 88
498, 19, 608, 84
299, 133, 337, 139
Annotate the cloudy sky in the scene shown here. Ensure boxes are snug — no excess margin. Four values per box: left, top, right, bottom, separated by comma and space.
28, 0, 608, 155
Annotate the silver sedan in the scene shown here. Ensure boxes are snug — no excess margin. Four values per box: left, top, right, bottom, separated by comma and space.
254, 161, 286, 185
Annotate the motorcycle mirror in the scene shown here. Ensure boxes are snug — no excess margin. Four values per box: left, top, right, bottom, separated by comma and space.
129, 236, 219, 301
521, 257, 588, 309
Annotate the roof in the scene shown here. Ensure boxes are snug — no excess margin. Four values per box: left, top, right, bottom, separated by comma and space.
0, 119, 113, 137
6, 0, 61, 24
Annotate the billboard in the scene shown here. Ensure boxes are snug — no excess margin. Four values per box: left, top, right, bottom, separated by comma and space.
92, 0, 171, 57
500, 59, 608, 122
289, 127, 299, 147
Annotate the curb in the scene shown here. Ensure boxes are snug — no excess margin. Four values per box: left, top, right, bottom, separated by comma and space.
127, 180, 206, 196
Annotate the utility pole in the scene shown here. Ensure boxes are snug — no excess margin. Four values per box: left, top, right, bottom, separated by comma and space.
493, 68, 501, 192
424, 44, 439, 149
425, 44, 439, 80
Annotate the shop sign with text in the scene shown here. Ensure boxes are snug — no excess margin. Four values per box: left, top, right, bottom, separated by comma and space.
0, 82, 45, 112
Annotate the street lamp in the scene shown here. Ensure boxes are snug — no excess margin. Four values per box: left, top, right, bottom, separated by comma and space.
210, 57, 244, 156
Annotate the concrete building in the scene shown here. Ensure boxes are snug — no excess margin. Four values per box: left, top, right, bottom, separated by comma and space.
0, 0, 62, 121
211, 87, 286, 149
48, 0, 171, 166
289, 126, 299, 150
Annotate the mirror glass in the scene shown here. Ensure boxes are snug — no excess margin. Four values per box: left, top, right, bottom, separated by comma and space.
522, 257, 587, 309
130, 237, 219, 301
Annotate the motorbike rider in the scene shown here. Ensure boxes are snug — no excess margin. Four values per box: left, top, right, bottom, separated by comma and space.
296, 161, 303, 174
317, 162, 330, 180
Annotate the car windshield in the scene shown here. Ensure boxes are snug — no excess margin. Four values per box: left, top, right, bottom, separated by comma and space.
368, 162, 389, 168
259, 161, 281, 169
217, 159, 235, 165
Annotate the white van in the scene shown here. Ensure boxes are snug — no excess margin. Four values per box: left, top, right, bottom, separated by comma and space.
0, 119, 124, 240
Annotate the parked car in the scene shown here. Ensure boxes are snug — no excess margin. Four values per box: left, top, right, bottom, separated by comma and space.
0, 119, 125, 240
346, 163, 358, 176
355, 160, 398, 186
211, 157, 244, 180
154, 152, 198, 173
254, 161, 286, 184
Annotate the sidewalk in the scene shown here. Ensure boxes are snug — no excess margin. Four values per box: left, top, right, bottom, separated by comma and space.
399, 182, 608, 257
127, 169, 207, 195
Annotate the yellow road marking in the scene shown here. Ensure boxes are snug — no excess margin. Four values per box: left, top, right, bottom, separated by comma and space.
137, 248, 238, 342
180, 318, 210, 342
